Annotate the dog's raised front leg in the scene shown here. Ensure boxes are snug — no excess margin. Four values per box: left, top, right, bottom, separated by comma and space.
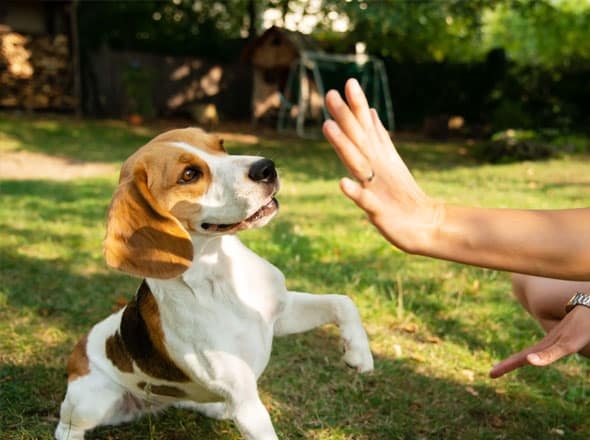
274, 291, 374, 372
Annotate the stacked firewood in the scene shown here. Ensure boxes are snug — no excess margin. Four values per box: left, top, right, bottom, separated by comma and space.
0, 32, 75, 110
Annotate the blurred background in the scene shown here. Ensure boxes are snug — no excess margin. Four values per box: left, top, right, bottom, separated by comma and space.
1, 0, 589, 142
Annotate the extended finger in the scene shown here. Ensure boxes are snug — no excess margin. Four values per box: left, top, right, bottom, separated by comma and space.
489, 348, 533, 378
323, 119, 372, 182
489, 337, 554, 378
325, 89, 374, 158
345, 79, 378, 144
371, 109, 390, 145
370, 108, 402, 161
340, 177, 380, 215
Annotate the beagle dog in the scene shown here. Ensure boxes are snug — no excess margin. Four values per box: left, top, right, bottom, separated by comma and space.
55, 127, 374, 440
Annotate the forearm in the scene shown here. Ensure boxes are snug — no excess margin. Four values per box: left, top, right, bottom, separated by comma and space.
417, 205, 590, 280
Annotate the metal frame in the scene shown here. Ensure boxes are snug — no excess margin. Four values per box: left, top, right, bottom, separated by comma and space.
278, 51, 395, 138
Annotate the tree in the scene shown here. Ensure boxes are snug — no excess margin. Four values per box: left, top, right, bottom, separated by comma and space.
77, 0, 261, 59
320, 0, 590, 67
321, 0, 495, 62
483, 0, 590, 69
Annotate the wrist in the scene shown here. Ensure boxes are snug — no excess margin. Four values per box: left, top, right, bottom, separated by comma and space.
411, 203, 483, 264
402, 198, 446, 255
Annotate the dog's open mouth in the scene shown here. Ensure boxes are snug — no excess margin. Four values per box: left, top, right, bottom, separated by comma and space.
201, 197, 279, 233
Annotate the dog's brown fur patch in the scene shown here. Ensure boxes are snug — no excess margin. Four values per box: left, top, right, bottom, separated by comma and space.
105, 332, 133, 373
137, 381, 188, 398
67, 334, 90, 382
103, 130, 225, 279
150, 127, 226, 156
120, 280, 190, 382
103, 156, 196, 279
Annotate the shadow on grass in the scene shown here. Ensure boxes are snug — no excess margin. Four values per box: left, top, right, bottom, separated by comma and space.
1, 175, 588, 438
1, 178, 582, 374
0, 179, 114, 227
3, 248, 579, 437
1, 245, 588, 437
255, 196, 538, 364
1, 330, 588, 439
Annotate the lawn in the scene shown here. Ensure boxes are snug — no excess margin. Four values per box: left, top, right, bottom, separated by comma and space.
1, 115, 588, 439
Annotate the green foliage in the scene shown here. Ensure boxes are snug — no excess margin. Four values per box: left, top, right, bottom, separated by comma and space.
74, 0, 590, 68
482, 0, 590, 69
322, 0, 491, 62
77, 0, 254, 59
1, 116, 590, 438
321, 0, 590, 68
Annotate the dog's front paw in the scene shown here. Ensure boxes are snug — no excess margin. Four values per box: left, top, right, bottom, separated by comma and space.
342, 342, 374, 373
55, 422, 85, 440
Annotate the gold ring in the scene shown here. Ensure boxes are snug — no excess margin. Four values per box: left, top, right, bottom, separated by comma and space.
366, 170, 375, 183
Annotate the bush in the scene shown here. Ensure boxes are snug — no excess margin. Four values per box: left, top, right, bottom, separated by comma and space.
475, 129, 555, 163
489, 99, 533, 131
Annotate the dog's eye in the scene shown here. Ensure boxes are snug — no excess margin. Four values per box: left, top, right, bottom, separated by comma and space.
178, 166, 202, 184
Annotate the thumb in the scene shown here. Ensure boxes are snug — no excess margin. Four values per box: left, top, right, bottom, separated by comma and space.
527, 343, 571, 366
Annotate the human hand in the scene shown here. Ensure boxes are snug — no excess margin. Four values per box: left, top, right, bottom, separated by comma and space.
323, 78, 443, 254
489, 305, 590, 378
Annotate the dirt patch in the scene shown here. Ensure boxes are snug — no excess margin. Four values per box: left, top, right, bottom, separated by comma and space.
0, 150, 118, 180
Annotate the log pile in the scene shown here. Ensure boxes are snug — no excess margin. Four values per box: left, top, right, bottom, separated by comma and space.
0, 31, 75, 110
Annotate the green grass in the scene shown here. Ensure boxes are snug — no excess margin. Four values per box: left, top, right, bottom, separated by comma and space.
1, 116, 589, 439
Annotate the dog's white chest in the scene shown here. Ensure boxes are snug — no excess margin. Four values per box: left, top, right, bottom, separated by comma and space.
154, 235, 287, 377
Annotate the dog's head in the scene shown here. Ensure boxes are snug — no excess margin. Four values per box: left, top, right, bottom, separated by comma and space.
103, 127, 279, 279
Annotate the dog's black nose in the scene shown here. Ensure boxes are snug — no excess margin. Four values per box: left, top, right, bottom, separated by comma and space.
248, 159, 277, 183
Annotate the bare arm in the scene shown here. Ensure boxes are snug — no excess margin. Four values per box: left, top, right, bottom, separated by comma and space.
429, 206, 590, 280
323, 78, 590, 281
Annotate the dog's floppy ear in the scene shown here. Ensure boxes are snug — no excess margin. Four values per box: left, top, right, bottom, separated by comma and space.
104, 162, 193, 279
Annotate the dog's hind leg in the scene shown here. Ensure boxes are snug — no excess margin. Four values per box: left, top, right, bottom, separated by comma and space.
273, 291, 374, 373
55, 371, 132, 440
175, 401, 228, 420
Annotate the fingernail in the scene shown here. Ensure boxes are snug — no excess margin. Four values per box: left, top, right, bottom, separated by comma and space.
349, 78, 361, 92
527, 353, 541, 364
326, 89, 340, 104
341, 177, 357, 193
324, 120, 340, 134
